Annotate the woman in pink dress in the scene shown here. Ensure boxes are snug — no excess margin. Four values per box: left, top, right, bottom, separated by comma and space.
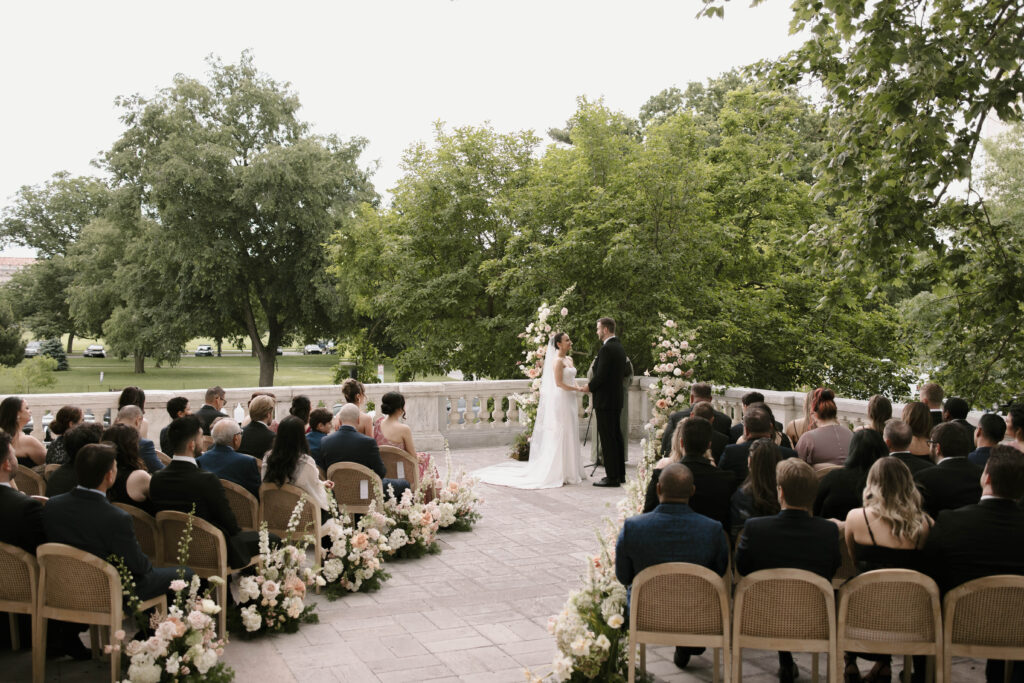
374, 391, 432, 484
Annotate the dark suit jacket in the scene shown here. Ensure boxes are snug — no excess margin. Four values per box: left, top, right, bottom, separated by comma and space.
644, 457, 737, 527
914, 457, 983, 518
718, 441, 797, 485
197, 445, 262, 499
139, 438, 163, 473
890, 451, 934, 476
159, 425, 171, 456
923, 498, 1024, 593
968, 446, 992, 469
45, 463, 77, 497
238, 421, 275, 458
736, 509, 841, 579
615, 503, 728, 605
0, 484, 46, 553
196, 404, 228, 436
319, 426, 386, 479
588, 337, 628, 412
43, 488, 153, 581
813, 467, 868, 520
661, 405, 732, 453
149, 459, 250, 567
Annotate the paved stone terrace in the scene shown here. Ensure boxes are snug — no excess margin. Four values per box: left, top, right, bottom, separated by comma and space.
2, 441, 990, 682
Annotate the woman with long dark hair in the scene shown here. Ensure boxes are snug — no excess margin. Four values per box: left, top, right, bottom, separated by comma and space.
814, 428, 887, 520
102, 423, 155, 514
0, 396, 46, 466
45, 405, 84, 465
374, 391, 436, 486
262, 416, 333, 516
729, 439, 783, 539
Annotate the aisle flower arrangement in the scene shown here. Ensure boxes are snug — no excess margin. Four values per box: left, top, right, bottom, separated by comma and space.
381, 485, 441, 559
430, 442, 484, 532
229, 498, 323, 636
109, 512, 234, 682
645, 315, 698, 441
321, 492, 393, 597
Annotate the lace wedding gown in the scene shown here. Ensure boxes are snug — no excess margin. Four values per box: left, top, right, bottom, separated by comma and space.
475, 363, 586, 489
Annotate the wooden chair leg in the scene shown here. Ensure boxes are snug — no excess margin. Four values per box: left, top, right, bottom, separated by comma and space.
217, 581, 227, 640
627, 634, 636, 683
812, 652, 819, 683
89, 625, 101, 658
9, 613, 20, 650
712, 647, 719, 683
31, 615, 46, 683
903, 654, 912, 683
639, 643, 646, 675
1005, 661, 1013, 683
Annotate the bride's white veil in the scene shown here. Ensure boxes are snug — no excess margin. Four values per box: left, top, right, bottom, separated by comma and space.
531, 334, 562, 445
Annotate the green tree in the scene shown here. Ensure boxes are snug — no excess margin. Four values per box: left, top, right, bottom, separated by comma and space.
0, 302, 23, 367
0, 356, 57, 394
38, 338, 68, 371
104, 52, 375, 385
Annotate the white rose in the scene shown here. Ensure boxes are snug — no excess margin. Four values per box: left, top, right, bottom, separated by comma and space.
560, 307, 568, 317
164, 653, 180, 675
665, 319, 676, 328
200, 599, 221, 615
673, 367, 682, 376
187, 610, 212, 631
607, 614, 624, 628
195, 648, 219, 674
595, 634, 611, 649
127, 662, 162, 683
569, 636, 590, 657
240, 605, 262, 632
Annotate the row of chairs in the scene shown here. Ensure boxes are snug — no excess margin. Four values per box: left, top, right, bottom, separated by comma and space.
627, 564, 1024, 683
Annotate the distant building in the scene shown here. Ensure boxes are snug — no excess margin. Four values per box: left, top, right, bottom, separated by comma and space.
0, 257, 37, 285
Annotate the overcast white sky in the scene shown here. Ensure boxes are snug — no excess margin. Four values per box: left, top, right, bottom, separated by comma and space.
1, 0, 805, 256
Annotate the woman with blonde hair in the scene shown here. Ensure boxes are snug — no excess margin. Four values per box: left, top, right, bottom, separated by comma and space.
901, 401, 933, 456
341, 378, 373, 437
843, 457, 933, 682
785, 390, 815, 448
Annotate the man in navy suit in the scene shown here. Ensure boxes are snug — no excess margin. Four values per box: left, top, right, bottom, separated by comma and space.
736, 458, 841, 683
320, 404, 408, 499
615, 462, 729, 671
197, 419, 262, 498
43, 443, 189, 600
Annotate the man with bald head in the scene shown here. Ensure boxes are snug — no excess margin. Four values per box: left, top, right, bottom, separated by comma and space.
615, 462, 729, 671
320, 404, 408, 499
196, 419, 261, 498
115, 405, 163, 473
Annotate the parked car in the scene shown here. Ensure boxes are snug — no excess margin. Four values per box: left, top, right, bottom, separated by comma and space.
303, 344, 322, 355
195, 344, 214, 357
83, 344, 106, 358
276, 347, 284, 355
24, 341, 41, 358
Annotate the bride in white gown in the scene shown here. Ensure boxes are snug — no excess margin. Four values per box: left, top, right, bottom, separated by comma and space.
475, 332, 587, 489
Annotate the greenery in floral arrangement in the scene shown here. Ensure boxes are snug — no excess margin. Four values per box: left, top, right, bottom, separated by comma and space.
228, 497, 323, 637
320, 490, 393, 599
430, 441, 484, 532
381, 484, 442, 560
109, 509, 235, 682
644, 316, 697, 442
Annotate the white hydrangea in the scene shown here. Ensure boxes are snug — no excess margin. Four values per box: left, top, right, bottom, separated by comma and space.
194, 647, 219, 675
126, 661, 162, 683
240, 605, 262, 632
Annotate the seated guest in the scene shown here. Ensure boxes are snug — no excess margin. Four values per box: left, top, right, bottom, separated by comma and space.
102, 423, 156, 515
883, 418, 934, 475
736, 458, 841, 683
691, 402, 728, 463
844, 457, 933, 682
616, 462, 729, 671
814, 428, 887, 521
289, 395, 312, 427
924, 446, 1024, 683
197, 419, 261, 499
734, 402, 793, 449
44, 443, 190, 599
322, 404, 409, 500
796, 388, 853, 467
0, 430, 46, 553
46, 423, 104, 497
150, 416, 263, 569
261, 416, 333, 519
238, 395, 276, 458
902, 401, 934, 457
374, 391, 432, 482
0, 396, 46, 466
45, 405, 83, 465
729, 391, 766, 444
307, 408, 334, 467
645, 417, 736, 528
914, 422, 982, 518
719, 406, 797, 484
784, 390, 815, 452
115, 405, 163, 472
1007, 404, 1024, 452
969, 413, 1006, 468
197, 386, 229, 436
158, 396, 190, 455
942, 396, 973, 438
660, 382, 732, 454
117, 386, 149, 438
729, 438, 782, 540
919, 382, 945, 429
341, 378, 374, 437
861, 394, 892, 434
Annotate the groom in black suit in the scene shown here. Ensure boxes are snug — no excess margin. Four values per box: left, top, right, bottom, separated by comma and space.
582, 317, 628, 487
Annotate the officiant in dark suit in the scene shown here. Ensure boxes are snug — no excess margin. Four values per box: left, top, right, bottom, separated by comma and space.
582, 317, 628, 487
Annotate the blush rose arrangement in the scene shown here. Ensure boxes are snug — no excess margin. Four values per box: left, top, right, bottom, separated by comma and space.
321, 491, 393, 597
381, 485, 442, 559
645, 315, 698, 441
429, 442, 484, 532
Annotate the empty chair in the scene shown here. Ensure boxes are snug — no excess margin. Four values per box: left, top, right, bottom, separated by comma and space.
220, 479, 259, 532
838, 569, 943, 683
626, 562, 731, 683
942, 575, 1024, 683
732, 568, 837, 682
33, 543, 166, 683
379, 445, 420, 492
327, 462, 383, 516
14, 465, 45, 497
112, 502, 161, 565
258, 482, 330, 568
0, 541, 38, 652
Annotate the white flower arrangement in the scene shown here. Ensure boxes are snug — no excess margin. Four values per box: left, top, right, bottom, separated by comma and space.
645, 314, 699, 440
428, 441, 484, 532
381, 484, 441, 559
321, 489, 393, 598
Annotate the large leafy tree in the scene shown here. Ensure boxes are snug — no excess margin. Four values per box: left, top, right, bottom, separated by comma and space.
105, 52, 375, 385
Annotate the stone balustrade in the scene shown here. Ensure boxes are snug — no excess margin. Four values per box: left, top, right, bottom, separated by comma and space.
10, 380, 992, 453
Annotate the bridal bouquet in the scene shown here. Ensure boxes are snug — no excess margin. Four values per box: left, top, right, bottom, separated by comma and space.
229, 498, 322, 636
321, 492, 393, 597
646, 315, 698, 440
108, 511, 234, 682
381, 485, 441, 559
430, 442, 484, 532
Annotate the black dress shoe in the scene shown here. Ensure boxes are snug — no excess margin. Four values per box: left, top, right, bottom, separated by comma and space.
779, 660, 799, 683
673, 647, 691, 669
593, 477, 620, 487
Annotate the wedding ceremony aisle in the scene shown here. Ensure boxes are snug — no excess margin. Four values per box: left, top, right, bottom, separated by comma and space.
1, 440, 992, 682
